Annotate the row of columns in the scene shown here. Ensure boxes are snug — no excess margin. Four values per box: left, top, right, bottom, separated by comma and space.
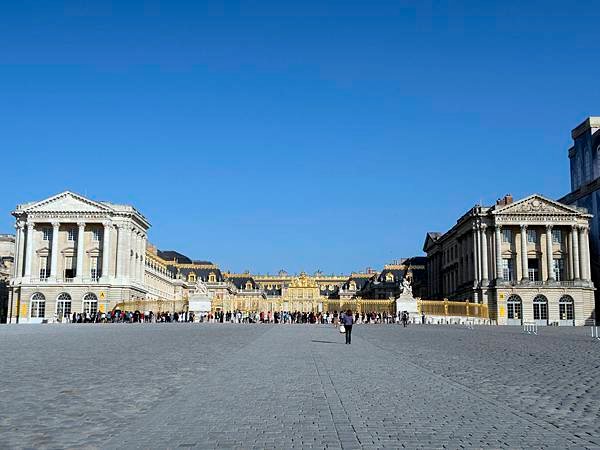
473, 223, 591, 283
14, 220, 146, 284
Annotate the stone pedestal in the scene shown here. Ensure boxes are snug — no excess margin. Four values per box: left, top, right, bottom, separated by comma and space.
396, 294, 419, 323
188, 292, 212, 321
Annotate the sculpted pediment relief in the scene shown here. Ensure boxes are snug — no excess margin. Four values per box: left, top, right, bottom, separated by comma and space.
494, 195, 579, 216
23, 191, 111, 214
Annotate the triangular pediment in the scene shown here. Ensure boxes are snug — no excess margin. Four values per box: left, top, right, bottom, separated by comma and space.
493, 194, 582, 216
23, 191, 112, 213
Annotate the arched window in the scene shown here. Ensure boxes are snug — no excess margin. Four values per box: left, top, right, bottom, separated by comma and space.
385, 273, 394, 282
83, 293, 98, 315
506, 294, 522, 324
30, 292, 46, 318
349, 281, 357, 290
559, 295, 574, 325
245, 281, 253, 290
533, 295, 548, 324
56, 293, 72, 319
208, 272, 216, 283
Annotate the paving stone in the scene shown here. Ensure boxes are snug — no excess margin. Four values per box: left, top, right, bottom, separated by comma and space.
1, 324, 599, 449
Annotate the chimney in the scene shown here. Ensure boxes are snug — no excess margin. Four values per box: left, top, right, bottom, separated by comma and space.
496, 194, 513, 206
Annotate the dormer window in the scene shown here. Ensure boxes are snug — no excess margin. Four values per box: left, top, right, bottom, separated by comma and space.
245, 281, 253, 290
208, 272, 216, 283
349, 281, 357, 290
188, 273, 196, 283
385, 273, 394, 282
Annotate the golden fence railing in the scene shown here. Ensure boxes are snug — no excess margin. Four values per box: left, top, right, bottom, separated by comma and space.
417, 299, 489, 319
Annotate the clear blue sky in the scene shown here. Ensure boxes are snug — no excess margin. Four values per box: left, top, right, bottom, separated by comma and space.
1, 1, 599, 274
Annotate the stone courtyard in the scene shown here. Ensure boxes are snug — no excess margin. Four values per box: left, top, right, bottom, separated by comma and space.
1, 324, 599, 449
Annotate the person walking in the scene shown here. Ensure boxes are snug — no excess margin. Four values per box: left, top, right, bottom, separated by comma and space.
342, 309, 354, 344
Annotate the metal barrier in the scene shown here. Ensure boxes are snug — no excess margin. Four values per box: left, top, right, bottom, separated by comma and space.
523, 322, 538, 335
417, 299, 489, 319
591, 326, 600, 340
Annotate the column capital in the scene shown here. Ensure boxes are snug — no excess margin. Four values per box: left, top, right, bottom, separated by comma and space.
546, 224, 553, 231
495, 224, 502, 231
51, 220, 60, 228
77, 221, 86, 228
26, 221, 35, 230
520, 223, 527, 230
480, 223, 487, 231
15, 221, 24, 230
102, 220, 113, 228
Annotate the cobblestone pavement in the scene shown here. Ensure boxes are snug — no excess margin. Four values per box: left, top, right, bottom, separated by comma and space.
1, 324, 599, 449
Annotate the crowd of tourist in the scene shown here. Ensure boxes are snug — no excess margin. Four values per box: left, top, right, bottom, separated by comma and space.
63, 309, 421, 325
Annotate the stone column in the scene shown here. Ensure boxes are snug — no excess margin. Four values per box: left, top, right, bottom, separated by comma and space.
572, 225, 580, 280
584, 227, 592, 282
546, 225, 554, 282
76, 222, 86, 280
139, 235, 146, 282
520, 224, 528, 282
567, 228, 574, 280
130, 230, 138, 283
472, 224, 480, 282
101, 221, 112, 282
579, 226, 588, 281
480, 224, 489, 283
495, 226, 503, 281
115, 224, 123, 279
13, 222, 22, 279
24, 222, 35, 278
50, 221, 60, 280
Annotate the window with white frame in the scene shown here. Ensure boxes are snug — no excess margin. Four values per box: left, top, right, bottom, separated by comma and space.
502, 229, 513, 244
528, 258, 539, 281
553, 258, 565, 281
90, 256, 99, 280
552, 229, 562, 244
64, 256, 75, 279
30, 293, 46, 318
56, 293, 72, 319
527, 229, 537, 244
83, 293, 98, 315
67, 228, 76, 241
43, 227, 52, 241
92, 228, 101, 242
501, 258, 514, 281
39, 256, 49, 279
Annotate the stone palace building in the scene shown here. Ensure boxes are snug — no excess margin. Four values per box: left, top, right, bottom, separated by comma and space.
424, 194, 595, 326
6, 191, 425, 323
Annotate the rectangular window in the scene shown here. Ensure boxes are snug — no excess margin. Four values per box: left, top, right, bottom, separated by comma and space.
39, 256, 49, 279
92, 229, 101, 242
502, 229, 512, 244
553, 259, 565, 281
552, 229, 562, 245
43, 227, 52, 241
90, 257, 99, 280
502, 258, 514, 281
64, 256, 75, 279
527, 229, 537, 244
68, 228, 76, 241
528, 258, 539, 282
